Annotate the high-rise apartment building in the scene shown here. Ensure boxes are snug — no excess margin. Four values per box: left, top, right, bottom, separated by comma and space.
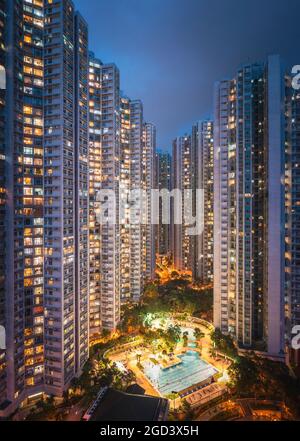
194, 121, 214, 285
3, 0, 45, 414
88, 54, 102, 337
129, 100, 144, 301
74, 11, 89, 379
0, 0, 6, 409
88, 61, 157, 335
88, 65, 157, 330
96, 62, 121, 331
171, 125, 213, 282
213, 55, 286, 357
88, 55, 133, 336
43, 0, 89, 396
143, 123, 157, 280
171, 135, 195, 274
120, 95, 132, 302
0, 0, 89, 416
155, 151, 171, 256
286, 85, 300, 366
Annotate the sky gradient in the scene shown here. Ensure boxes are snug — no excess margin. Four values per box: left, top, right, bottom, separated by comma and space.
74, 0, 300, 150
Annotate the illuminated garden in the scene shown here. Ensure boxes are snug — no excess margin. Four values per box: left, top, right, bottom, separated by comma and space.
18, 274, 300, 421
107, 313, 227, 400
88, 275, 232, 414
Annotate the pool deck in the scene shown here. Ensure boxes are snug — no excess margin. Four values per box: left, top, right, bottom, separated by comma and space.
107, 319, 231, 405
118, 347, 222, 399
143, 351, 219, 397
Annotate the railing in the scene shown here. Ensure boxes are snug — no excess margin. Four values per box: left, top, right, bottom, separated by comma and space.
82, 386, 108, 421
103, 337, 144, 360
172, 314, 215, 332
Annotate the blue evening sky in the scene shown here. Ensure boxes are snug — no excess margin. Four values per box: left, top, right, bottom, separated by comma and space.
74, 0, 300, 150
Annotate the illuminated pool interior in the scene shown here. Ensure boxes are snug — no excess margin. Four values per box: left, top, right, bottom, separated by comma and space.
143, 350, 218, 397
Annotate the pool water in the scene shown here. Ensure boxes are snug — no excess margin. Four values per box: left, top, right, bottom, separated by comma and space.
182, 327, 197, 347
143, 350, 218, 396
188, 342, 197, 348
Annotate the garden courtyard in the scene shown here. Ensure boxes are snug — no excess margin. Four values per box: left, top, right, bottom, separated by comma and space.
105, 314, 230, 408
16, 278, 300, 421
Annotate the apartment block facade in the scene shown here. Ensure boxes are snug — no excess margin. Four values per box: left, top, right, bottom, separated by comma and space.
120, 96, 132, 303
3, 0, 45, 414
88, 64, 157, 335
129, 100, 144, 301
143, 122, 157, 281
194, 121, 214, 285
286, 83, 300, 365
97, 62, 121, 332
74, 11, 89, 378
0, 0, 6, 409
43, 0, 89, 396
170, 123, 213, 283
213, 55, 286, 357
171, 135, 195, 274
0, 0, 89, 416
155, 151, 172, 256
88, 53, 102, 337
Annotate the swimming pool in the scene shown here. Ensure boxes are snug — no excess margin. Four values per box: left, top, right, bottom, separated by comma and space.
143, 350, 218, 396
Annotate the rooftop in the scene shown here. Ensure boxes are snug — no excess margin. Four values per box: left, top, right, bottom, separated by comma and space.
89, 388, 169, 421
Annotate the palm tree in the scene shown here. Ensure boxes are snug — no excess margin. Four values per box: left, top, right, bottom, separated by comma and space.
209, 346, 216, 359
194, 328, 205, 341
194, 328, 205, 353
182, 331, 189, 347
